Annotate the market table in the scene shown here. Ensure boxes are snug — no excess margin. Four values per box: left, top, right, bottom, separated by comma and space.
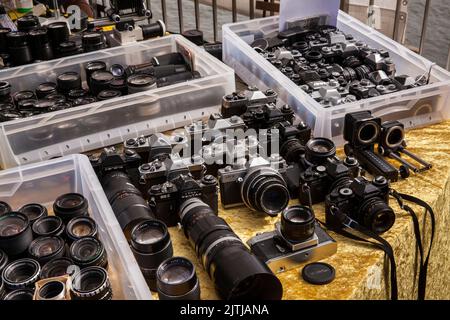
162, 120, 450, 300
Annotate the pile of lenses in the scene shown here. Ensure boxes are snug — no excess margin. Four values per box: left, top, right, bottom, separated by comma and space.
0, 52, 200, 123
0, 16, 109, 69
0, 194, 112, 300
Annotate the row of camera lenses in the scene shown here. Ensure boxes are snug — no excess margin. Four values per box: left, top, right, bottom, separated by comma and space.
0, 15, 108, 68
0, 194, 111, 300
0, 52, 199, 123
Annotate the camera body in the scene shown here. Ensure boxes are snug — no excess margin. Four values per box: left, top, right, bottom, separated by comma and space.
221, 87, 278, 118
124, 133, 188, 162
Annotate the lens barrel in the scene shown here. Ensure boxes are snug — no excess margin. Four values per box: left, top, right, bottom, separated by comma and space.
0, 212, 33, 256
1, 258, 40, 290
127, 74, 157, 94
6, 32, 32, 66
69, 236, 108, 268
82, 31, 106, 52
28, 28, 53, 61
70, 266, 112, 300
305, 137, 336, 164
28, 236, 66, 266
0, 248, 8, 275
281, 205, 315, 242
56, 72, 82, 95
53, 193, 89, 224
47, 22, 70, 48
32, 216, 65, 238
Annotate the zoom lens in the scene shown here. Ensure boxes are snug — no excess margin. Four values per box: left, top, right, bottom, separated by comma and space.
28, 28, 53, 61
241, 167, 289, 216
70, 266, 112, 300
41, 257, 74, 279
101, 171, 154, 238
2, 258, 40, 290
281, 205, 315, 242
127, 74, 157, 94
6, 32, 32, 66
359, 198, 395, 234
82, 31, 107, 52
0, 212, 33, 256
32, 216, 65, 238
90, 70, 114, 96
156, 257, 200, 300
66, 216, 98, 243
57, 72, 82, 95
0, 201, 11, 216
36, 280, 66, 300
53, 193, 89, 224
28, 236, 65, 265
280, 139, 305, 163
179, 198, 283, 300
3, 288, 34, 300
18, 203, 48, 226
305, 137, 336, 164
69, 236, 108, 268
130, 220, 173, 291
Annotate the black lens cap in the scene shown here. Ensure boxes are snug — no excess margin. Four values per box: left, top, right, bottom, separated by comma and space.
301, 262, 335, 285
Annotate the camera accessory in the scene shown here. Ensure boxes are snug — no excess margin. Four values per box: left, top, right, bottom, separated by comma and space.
72, 98, 95, 107
156, 257, 200, 300
127, 74, 157, 94
0, 201, 11, 216
0, 248, 8, 274
247, 205, 337, 274
3, 288, 35, 300
46, 93, 66, 103
0, 111, 22, 122
28, 28, 53, 61
85, 60, 107, 87
6, 31, 32, 66
18, 203, 47, 226
28, 236, 66, 265
67, 89, 88, 101
141, 21, 166, 39
301, 262, 336, 285
90, 70, 114, 96
46, 22, 70, 48
57, 40, 83, 57
109, 78, 128, 95
69, 236, 108, 268
0, 80, 12, 103
131, 220, 173, 291
56, 72, 82, 95
82, 31, 107, 52
16, 15, 40, 33
35, 82, 58, 99
66, 216, 98, 243
70, 266, 112, 300
0, 212, 33, 256
13, 90, 35, 104
151, 53, 185, 67
40, 257, 74, 279
110, 64, 125, 78
179, 197, 283, 299
0, 28, 10, 54
304, 137, 336, 164
53, 193, 89, 224
17, 99, 39, 113
32, 216, 65, 238
157, 71, 200, 87
97, 89, 122, 101
1, 258, 40, 290
36, 280, 66, 300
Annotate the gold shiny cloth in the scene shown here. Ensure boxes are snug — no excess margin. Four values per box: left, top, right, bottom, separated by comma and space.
166, 120, 450, 300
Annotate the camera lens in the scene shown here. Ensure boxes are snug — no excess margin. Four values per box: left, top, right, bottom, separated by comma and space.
110, 64, 125, 78
0, 248, 8, 275
0, 212, 33, 256
53, 193, 89, 224
18, 204, 47, 227
17, 15, 40, 33
28, 28, 53, 61
383, 124, 404, 149
0, 81, 11, 103
35, 82, 58, 99
67, 89, 88, 101
57, 72, 82, 95
130, 220, 173, 291
32, 216, 65, 239
46, 93, 66, 103
141, 21, 166, 40
0, 201, 11, 216
0, 28, 10, 54
280, 139, 305, 163
28, 236, 65, 265
57, 40, 82, 57
6, 32, 32, 66
72, 97, 96, 107
36, 280, 66, 300
241, 167, 290, 216
17, 99, 40, 113
109, 78, 128, 95
90, 70, 114, 96
13, 90, 35, 104
41, 257, 74, 279
66, 216, 98, 243
82, 31, 106, 52
0, 111, 22, 122
70, 266, 112, 300
85, 61, 106, 87
127, 74, 157, 94
47, 22, 69, 48
359, 198, 395, 234
281, 205, 315, 242
2, 258, 40, 290
305, 137, 336, 164
101, 171, 154, 238
151, 53, 185, 66
69, 236, 108, 268
3, 288, 34, 300
179, 198, 283, 300
357, 121, 380, 145
97, 89, 121, 101
0, 103, 15, 112
156, 257, 200, 300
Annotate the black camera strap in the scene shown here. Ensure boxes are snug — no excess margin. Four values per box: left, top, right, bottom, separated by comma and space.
389, 189, 435, 300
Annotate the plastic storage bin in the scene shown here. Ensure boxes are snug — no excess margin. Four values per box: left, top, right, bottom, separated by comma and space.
0, 154, 152, 300
0, 35, 235, 169
223, 11, 450, 144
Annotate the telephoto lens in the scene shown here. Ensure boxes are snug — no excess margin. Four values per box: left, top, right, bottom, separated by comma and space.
130, 220, 173, 291
32, 216, 65, 238
47, 22, 70, 48
28, 236, 66, 265
69, 236, 108, 268
0, 201, 11, 216
127, 74, 157, 94
18, 203, 48, 226
82, 31, 107, 52
84, 61, 106, 87
36, 280, 67, 300
0, 28, 10, 54
53, 193, 89, 224
66, 216, 98, 243
70, 266, 112, 300
0, 81, 12, 103
35, 82, 58, 99
156, 257, 200, 300
57, 72, 82, 95
3, 288, 34, 300
0, 212, 33, 256
1, 258, 40, 290
0, 248, 8, 274
6, 32, 33, 66
89, 70, 114, 96
16, 15, 40, 33
101, 171, 155, 238
28, 28, 54, 61
281, 205, 316, 243
179, 198, 283, 300
40, 257, 74, 279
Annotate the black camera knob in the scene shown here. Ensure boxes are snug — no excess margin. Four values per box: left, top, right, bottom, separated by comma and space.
202, 175, 216, 185
344, 156, 358, 166
150, 185, 161, 193
339, 188, 353, 197
126, 138, 137, 146
373, 176, 388, 186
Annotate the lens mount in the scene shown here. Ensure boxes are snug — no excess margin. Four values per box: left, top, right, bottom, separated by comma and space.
305, 138, 336, 164
131, 220, 170, 254
281, 205, 315, 242
2, 258, 40, 290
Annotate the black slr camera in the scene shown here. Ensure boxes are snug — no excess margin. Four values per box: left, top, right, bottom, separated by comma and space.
325, 176, 395, 234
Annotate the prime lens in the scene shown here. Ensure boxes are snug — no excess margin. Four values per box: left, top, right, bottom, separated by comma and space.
82, 31, 107, 52
305, 137, 336, 164
47, 22, 70, 48
66, 216, 98, 243
57, 72, 82, 95
6, 32, 32, 66
28, 236, 66, 265
53, 193, 89, 224
69, 236, 108, 268
17, 15, 40, 33
127, 74, 157, 94
32, 216, 65, 238
1, 258, 40, 290
90, 70, 114, 96
18, 203, 48, 226
97, 89, 122, 101
28, 28, 53, 61
0, 212, 33, 256
359, 198, 395, 234
85, 61, 107, 87
70, 266, 112, 300
41, 257, 74, 279
36, 82, 58, 99
280, 205, 315, 242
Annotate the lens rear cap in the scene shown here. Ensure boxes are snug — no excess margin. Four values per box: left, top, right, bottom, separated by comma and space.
301, 262, 335, 285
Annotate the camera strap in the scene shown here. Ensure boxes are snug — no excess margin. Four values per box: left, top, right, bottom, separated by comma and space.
389, 189, 435, 300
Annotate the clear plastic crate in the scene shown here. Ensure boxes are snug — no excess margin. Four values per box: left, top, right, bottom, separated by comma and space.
223, 11, 450, 144
0, 35, 235, 169
0, 154, 152, 300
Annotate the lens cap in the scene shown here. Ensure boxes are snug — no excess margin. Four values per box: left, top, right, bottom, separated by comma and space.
301, 262, 335, 285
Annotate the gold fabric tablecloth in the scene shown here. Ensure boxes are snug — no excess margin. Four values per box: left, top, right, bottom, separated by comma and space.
165, 120, 450, 300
